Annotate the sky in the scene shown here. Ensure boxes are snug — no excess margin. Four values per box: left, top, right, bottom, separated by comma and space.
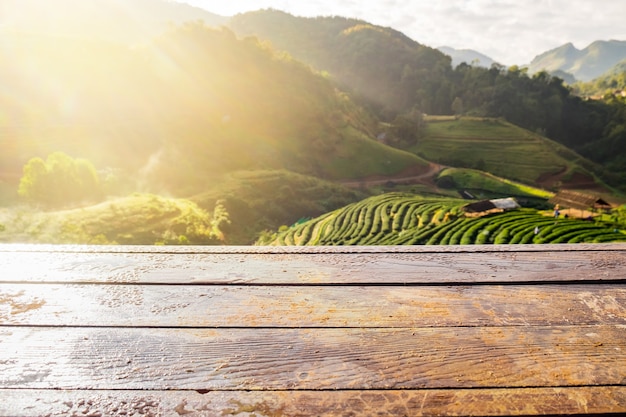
177, 0, 626, 66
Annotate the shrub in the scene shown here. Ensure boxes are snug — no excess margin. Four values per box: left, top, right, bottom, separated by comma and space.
18, 152, 102, 208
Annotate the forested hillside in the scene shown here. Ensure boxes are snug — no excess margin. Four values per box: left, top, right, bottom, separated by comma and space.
230, 10, 626, 187
575, 60, 626, 96
230, 10, 452, 117
0, 23, 427, 197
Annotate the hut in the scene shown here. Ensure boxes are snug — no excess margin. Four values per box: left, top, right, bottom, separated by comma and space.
491, 198, 521, 210
549, 190, 613, 218
462, 197, 520, 218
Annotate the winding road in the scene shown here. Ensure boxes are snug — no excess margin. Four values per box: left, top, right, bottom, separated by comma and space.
339, 163, 444, 188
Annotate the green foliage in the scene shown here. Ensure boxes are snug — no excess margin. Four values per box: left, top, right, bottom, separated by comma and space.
141, 23, 427, 190
230, 11, 451, 117
0, 194, 227, 245
437, 167, 554, 199
574, 59, 626, 97
262, 193, 626, 246
3, 23, 429, 198
385, 110, 425, 147
447, 65, 626, 186
4, 11, 626, 199
231, 14, 626, 184
18, 152, 102, 208
4, 9, 626, 246
451, 97, 464, 116
260, 193, 466, 245
192, 170, 368, 244
609, 205, 626, 229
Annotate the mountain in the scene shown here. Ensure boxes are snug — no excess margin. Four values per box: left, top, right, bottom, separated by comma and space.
0, 0, 227, 43
437, 46, 496, 68
229, 10, 452, 116
2, 5, 625, 188
528, 40, 626, 81
574, 58, 626, 97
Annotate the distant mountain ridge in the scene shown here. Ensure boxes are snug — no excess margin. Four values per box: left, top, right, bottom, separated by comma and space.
437, 46, 496, 68
528, 40, 626, 81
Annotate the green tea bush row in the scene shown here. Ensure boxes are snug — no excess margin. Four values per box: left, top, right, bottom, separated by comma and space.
269, 193, 626, 245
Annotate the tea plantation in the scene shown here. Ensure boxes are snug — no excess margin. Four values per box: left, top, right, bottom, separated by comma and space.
260, 193, 626, 245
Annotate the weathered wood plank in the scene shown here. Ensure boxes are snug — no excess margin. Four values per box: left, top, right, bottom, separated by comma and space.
2, 243, 625, 253
1, 249, 625, 284
2, 244, 625, 416
2, 387, 626, 416
2, 283, 625, 328
1, 326, 624, 390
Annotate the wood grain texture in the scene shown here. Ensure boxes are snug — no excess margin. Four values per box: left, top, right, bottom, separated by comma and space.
1, 248, 625, 284
1, 326, 625, 390
3, 387, 626, 416
2, 243, 626, 253
2, 244, 626, 416
2, 283, 625, 328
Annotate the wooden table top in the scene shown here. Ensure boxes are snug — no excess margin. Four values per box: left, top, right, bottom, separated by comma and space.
1, 244, 625, 416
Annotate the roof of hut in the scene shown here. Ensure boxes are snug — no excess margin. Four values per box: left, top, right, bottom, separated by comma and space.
491, 198, 521, 210
463, 200, 497, 213
549, 190, 612, 211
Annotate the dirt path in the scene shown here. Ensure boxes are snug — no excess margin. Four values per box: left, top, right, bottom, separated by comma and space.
339, 163, 444, 188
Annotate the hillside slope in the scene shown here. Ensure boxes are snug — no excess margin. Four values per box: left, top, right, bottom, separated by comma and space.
0, 23, 428, 197
190, 170, 369, 244
230, 10, 451, 116
409, 117, 607, 191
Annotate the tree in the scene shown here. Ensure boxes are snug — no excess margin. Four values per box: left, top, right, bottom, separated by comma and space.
389, 110, 424, 147
18, 152, 102, 208
18, 157, 49, 204
211, 199, 231, 242
451, 96, 464, 116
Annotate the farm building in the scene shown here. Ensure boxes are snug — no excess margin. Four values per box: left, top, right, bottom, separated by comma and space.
549, 190, 613, 213
462, 197, 520, 217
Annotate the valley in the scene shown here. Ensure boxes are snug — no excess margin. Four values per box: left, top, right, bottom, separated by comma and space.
1, 4, 625, 245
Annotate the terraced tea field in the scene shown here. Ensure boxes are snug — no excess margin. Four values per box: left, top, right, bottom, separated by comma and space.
262, 193, 626, 245
410, 118, 597, 188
